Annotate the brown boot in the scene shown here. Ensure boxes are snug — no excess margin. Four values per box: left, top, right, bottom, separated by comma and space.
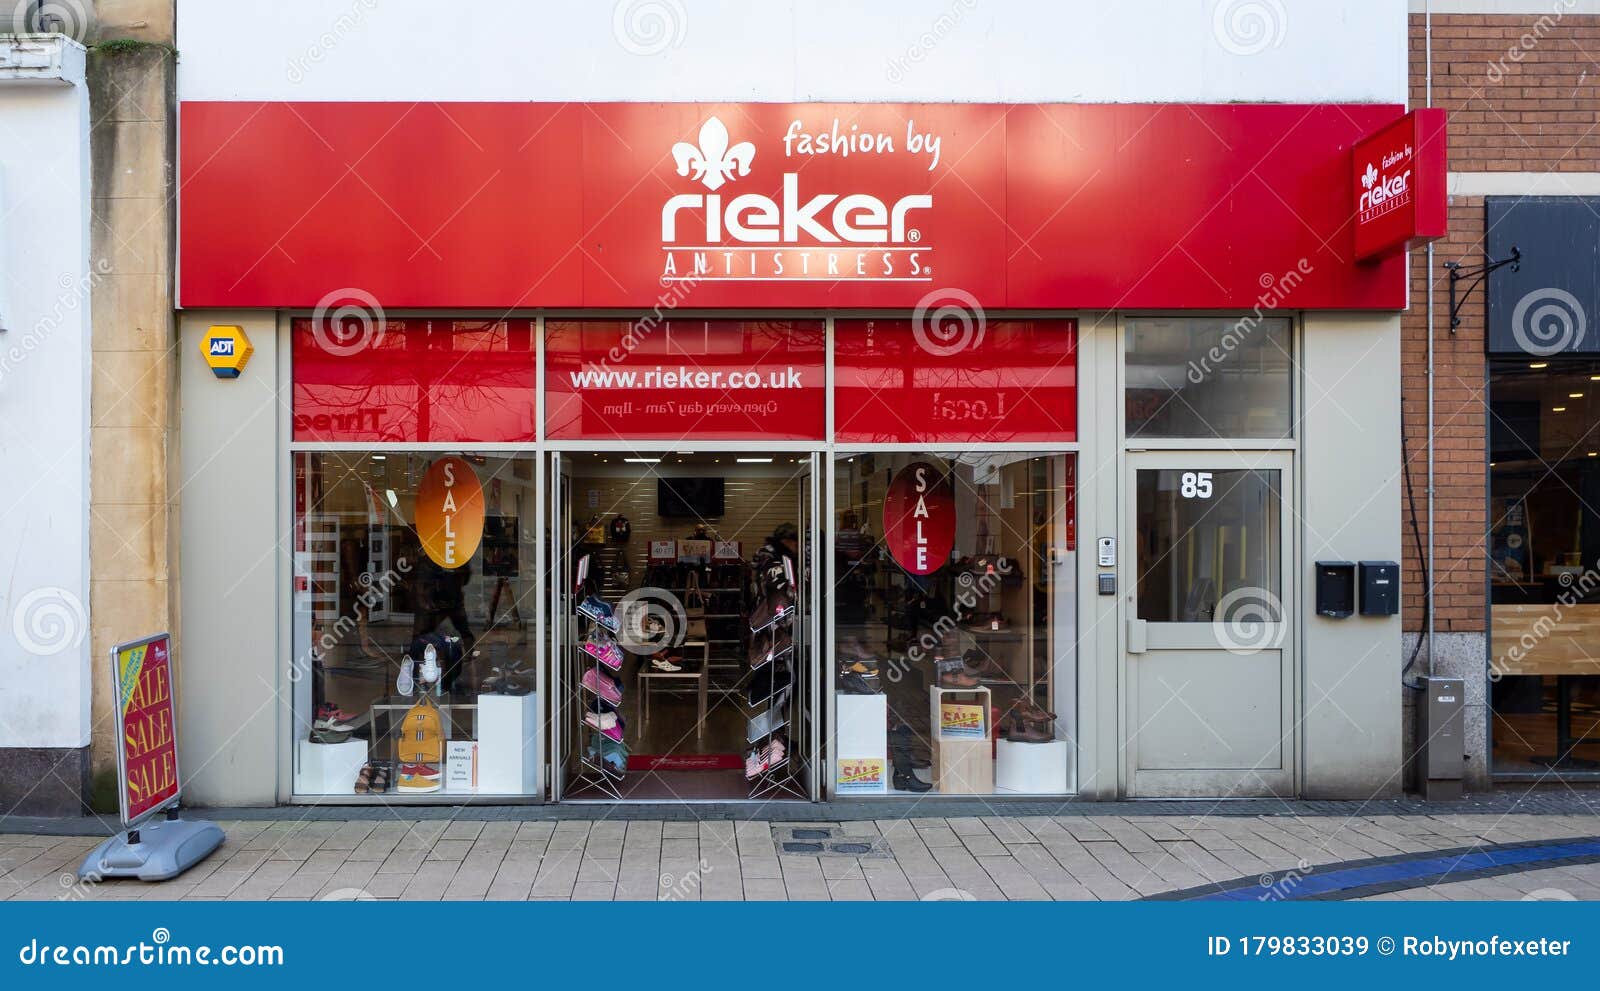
1006, 701, 1057, 742
938, 668, 979, 689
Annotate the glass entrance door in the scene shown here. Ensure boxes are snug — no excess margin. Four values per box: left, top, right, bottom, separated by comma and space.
550, 450, 820, 802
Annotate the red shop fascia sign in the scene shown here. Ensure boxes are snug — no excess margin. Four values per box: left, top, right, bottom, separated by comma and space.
198, 102, 1442, 446
180, 101, 1442, 311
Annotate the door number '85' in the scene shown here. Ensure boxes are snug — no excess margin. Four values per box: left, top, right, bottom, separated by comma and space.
1179, 471, 1213, 499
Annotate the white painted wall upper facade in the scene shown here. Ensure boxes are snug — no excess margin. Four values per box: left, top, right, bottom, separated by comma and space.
0, 37, 93, 750
176, 0, 1408, 105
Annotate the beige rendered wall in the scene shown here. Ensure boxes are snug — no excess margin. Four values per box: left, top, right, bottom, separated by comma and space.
176, 311, 281, 806
1300, 313, 1404, 799
85, 25, 177, 793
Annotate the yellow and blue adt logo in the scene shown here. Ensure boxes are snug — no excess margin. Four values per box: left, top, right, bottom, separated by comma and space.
200, 325, 253, 378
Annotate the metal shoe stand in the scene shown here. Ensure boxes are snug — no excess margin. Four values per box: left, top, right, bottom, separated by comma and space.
572, 572, 624, 800
747, 606, 804, 800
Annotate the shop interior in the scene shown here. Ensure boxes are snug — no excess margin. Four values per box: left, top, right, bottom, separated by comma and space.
832, 452, 1076, 796
291, 451, 540, 798
557, 452, 813, 801
1489, 357, 1600, 774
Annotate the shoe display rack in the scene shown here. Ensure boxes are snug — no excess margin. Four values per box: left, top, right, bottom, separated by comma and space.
745, 559, 804, 800
571, 555, 626, 800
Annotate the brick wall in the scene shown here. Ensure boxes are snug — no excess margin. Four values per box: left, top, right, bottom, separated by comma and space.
1413, 10, 1600, 172
1399, 10, 1600, 634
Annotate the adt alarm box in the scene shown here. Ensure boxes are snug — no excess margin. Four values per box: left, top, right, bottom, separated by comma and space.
1359, 561, 1399, 616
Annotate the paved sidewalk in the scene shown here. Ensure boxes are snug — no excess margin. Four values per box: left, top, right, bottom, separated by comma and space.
5, 813, 1598, 901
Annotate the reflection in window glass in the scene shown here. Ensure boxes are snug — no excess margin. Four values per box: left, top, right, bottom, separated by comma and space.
1135, 468, 1281, 622
1488, 357, 1600, 774
291, 452, 538, 796
292, 319, 537, 443
833, 453, 1076, 796
1125, 317, 1292, 439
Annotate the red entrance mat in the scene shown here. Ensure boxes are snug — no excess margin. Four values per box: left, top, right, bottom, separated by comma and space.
627, 753, 743, 772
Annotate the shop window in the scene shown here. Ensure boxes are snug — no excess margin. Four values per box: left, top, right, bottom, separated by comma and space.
1125, 317, 1292, 439
544, 319, 826, 441
1134, 469, 1282, 623
834, 319, 1077, 444
290, 452, 538, 797
832, 453, 1076, 796
1488, 357, 1600, 775
293, 318, 536, 443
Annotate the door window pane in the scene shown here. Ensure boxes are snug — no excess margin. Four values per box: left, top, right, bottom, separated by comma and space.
1126, 317, 1292, 439
1135, 468, 1281, 622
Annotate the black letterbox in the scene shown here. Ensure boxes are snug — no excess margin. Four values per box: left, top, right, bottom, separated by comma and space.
1314, 561, 1355, 618
1359, 561, 1400, 616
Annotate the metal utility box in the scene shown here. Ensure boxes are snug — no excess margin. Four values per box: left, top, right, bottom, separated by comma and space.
1359, 560, 1399, 616
1417, 677, 1464, 800
1314, 561, 1355, 618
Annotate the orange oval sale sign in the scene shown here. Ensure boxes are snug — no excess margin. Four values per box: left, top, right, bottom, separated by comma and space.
415, 456, 484, 569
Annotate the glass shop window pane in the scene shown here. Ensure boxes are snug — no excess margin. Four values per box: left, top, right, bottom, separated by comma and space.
1125, 317, 1292, 439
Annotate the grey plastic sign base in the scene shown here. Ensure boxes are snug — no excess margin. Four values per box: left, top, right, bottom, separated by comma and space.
77, 817, 225, 882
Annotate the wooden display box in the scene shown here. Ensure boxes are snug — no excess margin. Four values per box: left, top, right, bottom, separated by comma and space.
929, 685, 993, 795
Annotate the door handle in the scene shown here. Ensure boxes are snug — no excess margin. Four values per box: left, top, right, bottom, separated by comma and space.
1127, 618, 1147, 654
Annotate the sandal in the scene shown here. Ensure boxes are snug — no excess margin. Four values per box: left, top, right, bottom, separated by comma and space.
354, 764, 374, 794
370, 764, 390, 793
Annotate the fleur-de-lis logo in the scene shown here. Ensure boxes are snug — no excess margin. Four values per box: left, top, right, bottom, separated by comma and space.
1361, 162, 1378, 189
672, 116, 755, 191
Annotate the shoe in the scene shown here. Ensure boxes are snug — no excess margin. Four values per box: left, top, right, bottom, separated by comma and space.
582, 630, 625, 671
314, 703, 358, 732
581, 668, 623, 705
1006, 701, 1057, 743
894, 770, 933, 793
586, 734, 629, 765
585, 711, 626, 741
419, 642, 441, 686
963, 648, 1003, 681
838, 670, 879, 695
938, 665, 980, 689
746, 663, 792, 705
397, 657, 415, 697
480, 663, 532, 695
354, 764, 374, 794
369, 764, 389, 794
578, 594, 620, 633
744, 749, 766, 780
650, 652, 682, 672
399, 762, 441, 780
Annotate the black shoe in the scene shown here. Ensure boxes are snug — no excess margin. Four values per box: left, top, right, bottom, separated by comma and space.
838, 670, 879, 695
893, 771, 932, 793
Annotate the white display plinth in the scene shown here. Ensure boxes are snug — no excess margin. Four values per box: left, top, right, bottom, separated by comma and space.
995, 738, 1069, 794
477, 692, 539, 795
294, 738, 367, 794
835, 693, 888, 794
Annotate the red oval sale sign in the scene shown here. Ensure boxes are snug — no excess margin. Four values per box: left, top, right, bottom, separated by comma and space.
883, 461, 955, 575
